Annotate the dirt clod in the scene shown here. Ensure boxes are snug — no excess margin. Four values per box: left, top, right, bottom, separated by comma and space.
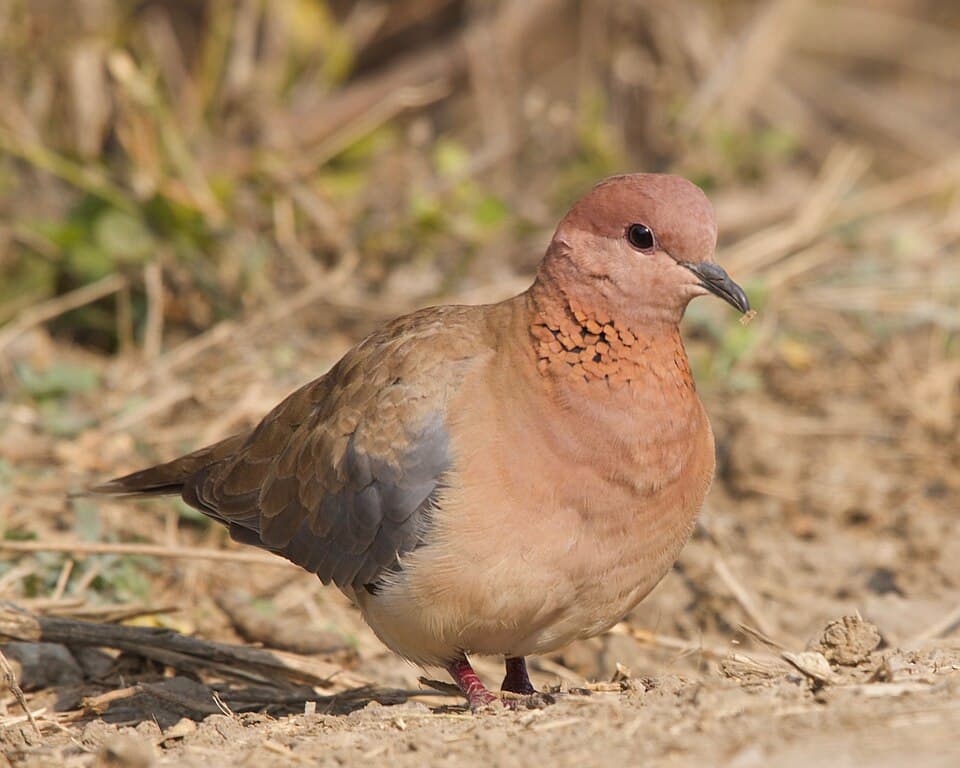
814, 615, 883, 666
92, 735, 155, 768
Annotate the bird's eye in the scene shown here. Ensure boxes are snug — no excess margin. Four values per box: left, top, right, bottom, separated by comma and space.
626, 223, 655, 251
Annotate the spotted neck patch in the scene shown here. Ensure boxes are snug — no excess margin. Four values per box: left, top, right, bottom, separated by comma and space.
530, 298, 694, 391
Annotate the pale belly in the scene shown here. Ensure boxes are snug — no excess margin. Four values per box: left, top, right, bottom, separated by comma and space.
484, 488, 698, 657
355, 486, 702, 666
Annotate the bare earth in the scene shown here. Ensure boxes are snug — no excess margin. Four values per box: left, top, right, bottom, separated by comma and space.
2, 0, 959, 765
2, 296, 959, 768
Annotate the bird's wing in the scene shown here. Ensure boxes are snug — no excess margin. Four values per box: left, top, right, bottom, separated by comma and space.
182, 305, 489, 590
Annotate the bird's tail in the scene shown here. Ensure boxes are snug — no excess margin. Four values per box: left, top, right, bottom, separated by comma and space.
90, 433, 247, 497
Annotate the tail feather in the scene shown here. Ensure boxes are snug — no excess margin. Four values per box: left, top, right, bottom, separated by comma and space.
91, 433, 247, 497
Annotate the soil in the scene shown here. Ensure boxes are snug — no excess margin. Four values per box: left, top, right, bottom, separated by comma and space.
2, 304, 959, 768
3, 1, 960, 764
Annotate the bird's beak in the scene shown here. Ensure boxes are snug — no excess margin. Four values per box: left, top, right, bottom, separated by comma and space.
682, 262, 750, 314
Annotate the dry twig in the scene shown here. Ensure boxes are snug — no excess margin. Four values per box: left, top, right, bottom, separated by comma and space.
0, 604, 366, 690
713, 557, 779, 641
0, 648, 41, 738
0, 539, 290, 566
0, 273, 128, 354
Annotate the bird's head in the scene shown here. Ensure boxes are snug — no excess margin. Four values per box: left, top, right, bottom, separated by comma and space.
539, 173, 749, 327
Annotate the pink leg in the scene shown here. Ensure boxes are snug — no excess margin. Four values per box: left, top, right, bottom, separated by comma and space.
501, 656, 536, 695
447, 656, 496, 710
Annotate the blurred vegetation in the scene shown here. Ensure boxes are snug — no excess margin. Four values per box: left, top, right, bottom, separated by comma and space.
1, 0, 957, 415
1, 0, 823, 354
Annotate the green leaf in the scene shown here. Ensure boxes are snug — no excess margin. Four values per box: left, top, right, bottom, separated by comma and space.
471, 194, 508, 231
3, 527, 37, 542
433, 139, 471, 178
73, 498, 102, 542
94, 209, 155, 263
67, 242, 114, 281
15, 362, 101, 399
410, 192, 446, 233
38, 402, 97, 437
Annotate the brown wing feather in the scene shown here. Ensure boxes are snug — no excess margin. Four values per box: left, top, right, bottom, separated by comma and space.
91, 433, 248, 496
97, 304, 493, 590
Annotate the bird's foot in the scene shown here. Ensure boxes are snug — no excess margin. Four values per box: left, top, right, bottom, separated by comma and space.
501, 656, 536, 695
447, 655, 557, 712
500, 657, 554, 709
447, 656, 498, 712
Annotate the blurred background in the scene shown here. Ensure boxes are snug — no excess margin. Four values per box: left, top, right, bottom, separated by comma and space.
1, 0, 959, 758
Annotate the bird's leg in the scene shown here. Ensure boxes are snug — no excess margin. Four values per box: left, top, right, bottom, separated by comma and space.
501, 656, 536, 695
447, 655, 497, 711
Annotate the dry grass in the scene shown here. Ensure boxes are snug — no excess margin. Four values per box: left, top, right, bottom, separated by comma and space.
1, 1, 959, 765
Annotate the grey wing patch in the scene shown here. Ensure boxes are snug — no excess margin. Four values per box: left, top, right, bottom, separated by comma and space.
199, 410, 451, 591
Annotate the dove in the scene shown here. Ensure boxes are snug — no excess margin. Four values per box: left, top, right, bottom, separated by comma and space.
96, 173, 750, 709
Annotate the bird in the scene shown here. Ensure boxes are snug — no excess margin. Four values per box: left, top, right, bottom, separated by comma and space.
95, 173, 750, 710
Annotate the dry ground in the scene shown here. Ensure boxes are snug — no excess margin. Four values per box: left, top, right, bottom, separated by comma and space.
2, 288, 958, 767
2, 1, 960, 766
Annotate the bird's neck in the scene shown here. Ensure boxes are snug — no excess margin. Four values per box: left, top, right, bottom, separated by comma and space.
525, 274, 696, 394
490, 280, 712, 512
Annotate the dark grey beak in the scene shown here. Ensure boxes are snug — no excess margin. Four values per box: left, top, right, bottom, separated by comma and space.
682, 262, 750, 314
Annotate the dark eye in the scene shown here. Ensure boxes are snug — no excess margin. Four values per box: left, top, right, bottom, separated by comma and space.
626, 223, 655, 251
